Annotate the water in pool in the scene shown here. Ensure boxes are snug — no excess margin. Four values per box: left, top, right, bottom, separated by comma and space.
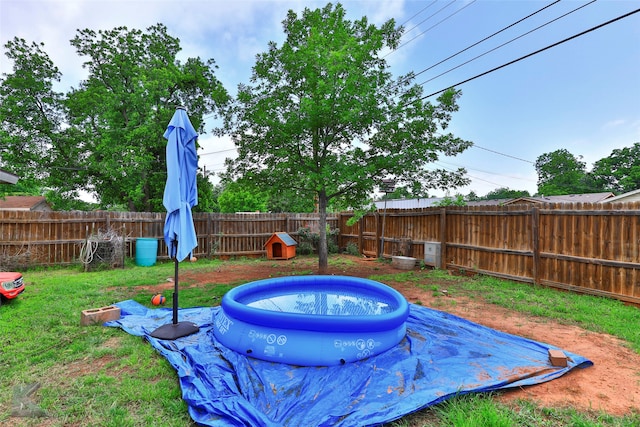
245, 291, 398, 316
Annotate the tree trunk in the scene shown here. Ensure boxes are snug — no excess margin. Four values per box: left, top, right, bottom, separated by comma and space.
317, 189, 328, 273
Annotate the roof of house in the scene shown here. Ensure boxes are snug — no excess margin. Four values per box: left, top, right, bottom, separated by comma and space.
601, 188, 640, 203
373, 192, 617, 210
0, 169, 19, 185
504, 192, 615, 205
0, 196, 51, 211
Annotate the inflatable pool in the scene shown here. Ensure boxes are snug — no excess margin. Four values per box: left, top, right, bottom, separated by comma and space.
213, 275, 409, 366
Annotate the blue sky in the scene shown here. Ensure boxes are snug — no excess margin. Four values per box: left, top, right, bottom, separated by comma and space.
2, 0, 639, 198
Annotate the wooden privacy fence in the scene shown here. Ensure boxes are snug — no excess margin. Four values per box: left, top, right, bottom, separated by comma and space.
0, 210, 337, 267
0, 203, 638, 304
339, 202, 640, 305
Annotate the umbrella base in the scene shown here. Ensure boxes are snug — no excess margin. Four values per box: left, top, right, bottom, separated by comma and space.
150, 321, 199, 340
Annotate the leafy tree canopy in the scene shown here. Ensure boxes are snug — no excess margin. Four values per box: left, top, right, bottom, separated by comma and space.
1, 24, 228, 211
484, 187, 530, 200
535, 144, 640, 196
218, 181, 268, 213
219, 3, 471, 269
590, 142, 640, 194
535, 149, 592, 196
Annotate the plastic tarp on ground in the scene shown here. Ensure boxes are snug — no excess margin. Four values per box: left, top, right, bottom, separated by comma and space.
105, 300, 592, 427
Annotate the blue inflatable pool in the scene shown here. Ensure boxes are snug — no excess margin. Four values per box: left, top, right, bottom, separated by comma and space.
213, 275, 409, 366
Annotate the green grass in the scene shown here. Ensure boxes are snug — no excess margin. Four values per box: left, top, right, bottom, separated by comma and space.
1, 257, 639, 426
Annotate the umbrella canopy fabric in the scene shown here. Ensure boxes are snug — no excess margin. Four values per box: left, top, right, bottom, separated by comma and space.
163, 108, 198, 262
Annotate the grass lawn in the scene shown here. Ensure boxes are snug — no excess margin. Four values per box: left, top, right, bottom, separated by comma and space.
1, 256, 638, 426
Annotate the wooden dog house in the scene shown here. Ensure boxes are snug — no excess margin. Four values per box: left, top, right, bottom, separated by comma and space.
264, 232, 297, 260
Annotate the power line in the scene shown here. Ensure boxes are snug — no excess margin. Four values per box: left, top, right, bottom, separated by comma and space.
199, 147, 236, 156
417, 0, 597, 87
398, 1, 438, 29
412, 0, 561, 80
387, 1, 476, 57
401, 0, 456, 36
437, 159, 537, 182
472, 144, 535, 164
433, 162, 507, 188
420, 7, 640, 100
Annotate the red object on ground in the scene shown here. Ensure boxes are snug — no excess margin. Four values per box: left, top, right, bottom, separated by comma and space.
0, 272, 25, 307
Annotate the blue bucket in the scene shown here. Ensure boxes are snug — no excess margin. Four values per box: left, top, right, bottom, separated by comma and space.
135, 238, 158, 267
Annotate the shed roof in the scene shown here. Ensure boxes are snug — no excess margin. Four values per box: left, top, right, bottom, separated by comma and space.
0, 195, 51, 211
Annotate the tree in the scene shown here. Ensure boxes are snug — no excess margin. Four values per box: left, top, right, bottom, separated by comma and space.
535, 149, 593, 195
220, 3, 471, 271
484, 187, 530, 200
1, 25, 228, 211
267, 188, 317, 213
218, 181, 268, 213
66, 24, 228, 211
434, 194, 466, 206
0, 39, 67, 188
590, 142, 640, 194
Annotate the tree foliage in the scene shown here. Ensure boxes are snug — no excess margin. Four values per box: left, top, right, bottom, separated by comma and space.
484, 187, 530, 200
0, 39, 65, 184
590, 142, 640, 194
535, 144, 640, 196
220, 3, 471, 269
535, 149, 592, 195
1, 24, 228, 211
67, 24, 228, 211
218, 181, 268, 213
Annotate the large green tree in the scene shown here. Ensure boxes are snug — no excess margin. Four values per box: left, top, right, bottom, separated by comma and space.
1, 24, 228, 211
220, 3, 471, 270
67, 24, 228, 211
217, 181, 268, 213
590, 142, 640, 194
484, 187, 530, 200
0, 40, 66, 190
535, 149, 593, 195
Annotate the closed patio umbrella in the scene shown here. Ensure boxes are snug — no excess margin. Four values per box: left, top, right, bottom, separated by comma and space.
150, 106, 200, 340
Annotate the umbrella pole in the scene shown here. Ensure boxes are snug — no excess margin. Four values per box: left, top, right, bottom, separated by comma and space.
172, 250, 179, 325
149, 240, 199, 340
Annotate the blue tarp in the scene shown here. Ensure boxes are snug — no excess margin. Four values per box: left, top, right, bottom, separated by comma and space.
106, 300, 592, 426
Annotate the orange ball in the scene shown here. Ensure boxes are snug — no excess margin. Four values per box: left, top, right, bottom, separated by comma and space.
151, 294, 166, 306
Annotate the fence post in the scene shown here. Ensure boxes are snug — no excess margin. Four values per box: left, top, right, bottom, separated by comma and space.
358, 215, 364, 254
532, 207, 540, 284
439, 208, 447, 269
375, 211, 381, 257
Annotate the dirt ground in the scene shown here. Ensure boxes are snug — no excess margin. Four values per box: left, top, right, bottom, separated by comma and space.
146, 255, 640, 417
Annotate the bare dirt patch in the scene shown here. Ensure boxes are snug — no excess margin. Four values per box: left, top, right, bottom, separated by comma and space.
136, 255, 640, 416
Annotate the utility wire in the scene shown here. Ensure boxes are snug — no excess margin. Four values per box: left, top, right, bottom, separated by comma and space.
438, 159, 537, 182
413, 0, 561, 80
199, 147, 237, 156
401, 0, 456, 36
472, 144, 535, 164
398, 1, 438, 29
420, 7, 640, 99
387, 1, 476, 57
418, 0, 596, 87
433, 162, 507, 188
